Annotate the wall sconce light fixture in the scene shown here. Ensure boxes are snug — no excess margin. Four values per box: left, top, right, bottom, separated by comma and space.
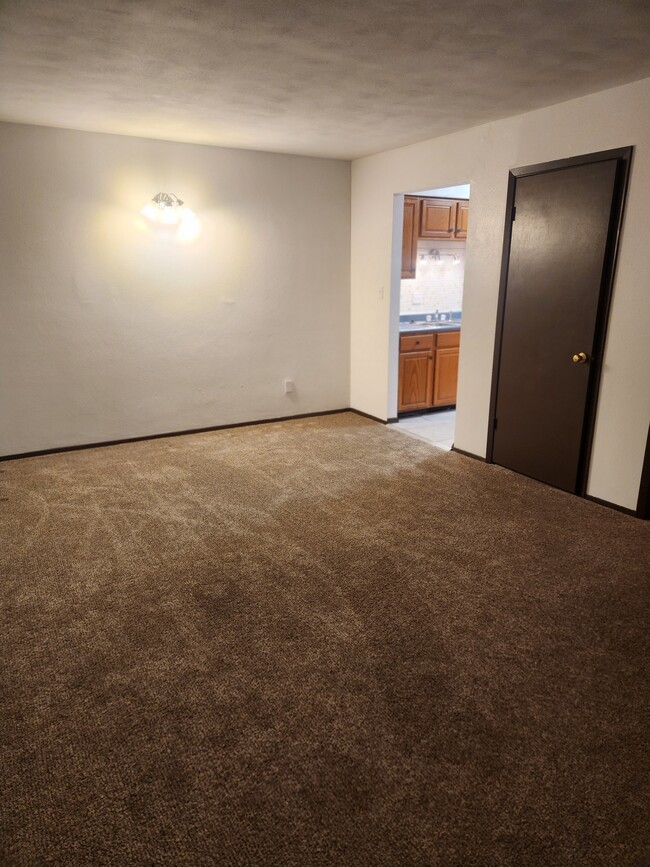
141, 192, 193, 225
140, 191, 201, 241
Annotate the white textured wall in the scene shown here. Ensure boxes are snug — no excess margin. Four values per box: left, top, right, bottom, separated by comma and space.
351, 77, 650, 511
0, 123, 350, 455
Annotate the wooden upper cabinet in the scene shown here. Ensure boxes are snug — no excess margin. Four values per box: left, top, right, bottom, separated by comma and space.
417, 196, 469, 241
420, 198, 456, 239
401, 196, 419, 279
455, 201, 469, 239
398, 350, 434, 412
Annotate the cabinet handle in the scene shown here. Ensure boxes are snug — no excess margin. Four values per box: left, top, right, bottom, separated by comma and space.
415, 340, 420, 345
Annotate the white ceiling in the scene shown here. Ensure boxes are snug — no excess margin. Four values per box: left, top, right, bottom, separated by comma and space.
1, 0, 649, 160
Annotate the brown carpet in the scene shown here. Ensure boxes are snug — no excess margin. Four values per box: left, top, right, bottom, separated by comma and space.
1, 411, 649, 866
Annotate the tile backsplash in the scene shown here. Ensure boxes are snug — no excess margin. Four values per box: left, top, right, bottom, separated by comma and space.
400, 240, 465, 314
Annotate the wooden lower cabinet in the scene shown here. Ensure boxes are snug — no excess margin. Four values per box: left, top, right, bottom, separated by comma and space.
398, 330, 460, 412
398, 350, 434, 412
433, 346, 460, 406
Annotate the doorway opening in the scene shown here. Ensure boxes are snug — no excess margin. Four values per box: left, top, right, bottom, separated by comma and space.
389, 183, 470, 450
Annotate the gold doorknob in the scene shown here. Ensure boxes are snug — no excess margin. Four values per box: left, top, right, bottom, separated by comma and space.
572, 352, 588, 364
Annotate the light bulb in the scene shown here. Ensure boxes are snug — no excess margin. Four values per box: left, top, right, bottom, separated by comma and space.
141, 202, 160, 221
177, 209, 201, 242
161, 205, 179, 225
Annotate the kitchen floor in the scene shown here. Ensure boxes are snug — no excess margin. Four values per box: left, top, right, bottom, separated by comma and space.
390, 410, 455, 450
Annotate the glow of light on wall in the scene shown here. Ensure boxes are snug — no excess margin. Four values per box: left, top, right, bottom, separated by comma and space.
91, 179, 251, 310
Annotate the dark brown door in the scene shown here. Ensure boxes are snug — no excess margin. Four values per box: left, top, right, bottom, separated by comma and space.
491, 156, 627, 493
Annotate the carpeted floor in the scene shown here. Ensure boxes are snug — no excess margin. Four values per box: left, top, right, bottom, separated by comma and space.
1, 411, 649, 866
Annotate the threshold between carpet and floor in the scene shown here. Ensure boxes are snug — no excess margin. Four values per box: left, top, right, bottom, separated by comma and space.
1, 411, 649, 866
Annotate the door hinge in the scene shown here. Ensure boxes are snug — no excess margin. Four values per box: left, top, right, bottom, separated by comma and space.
493, 417, 498, 430
511, 206, 516, 222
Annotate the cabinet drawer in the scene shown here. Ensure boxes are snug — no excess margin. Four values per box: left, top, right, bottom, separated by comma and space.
400, 334, 434, 353
436, 330, 460, 349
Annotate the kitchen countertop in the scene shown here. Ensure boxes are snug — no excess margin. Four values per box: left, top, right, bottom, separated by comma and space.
399, 321, 461, 334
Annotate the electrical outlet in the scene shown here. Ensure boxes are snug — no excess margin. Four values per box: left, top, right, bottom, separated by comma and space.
284, 379, 294, 394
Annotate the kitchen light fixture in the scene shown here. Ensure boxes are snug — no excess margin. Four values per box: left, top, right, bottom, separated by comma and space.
423, 249, 462, 264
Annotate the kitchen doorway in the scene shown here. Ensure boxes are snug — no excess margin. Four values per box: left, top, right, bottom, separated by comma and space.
390, 183, 470, 450
487, 148, 632, 494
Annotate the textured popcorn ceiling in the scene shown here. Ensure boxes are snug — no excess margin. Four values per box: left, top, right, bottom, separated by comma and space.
1, 0, 649, 159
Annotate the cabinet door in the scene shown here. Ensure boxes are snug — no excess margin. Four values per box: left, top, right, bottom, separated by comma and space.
455, 200, 469, 239
420, 198, 455, 239
398, 351, 434, 412
433, 347, 459, 407
401, 196, 419, 278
